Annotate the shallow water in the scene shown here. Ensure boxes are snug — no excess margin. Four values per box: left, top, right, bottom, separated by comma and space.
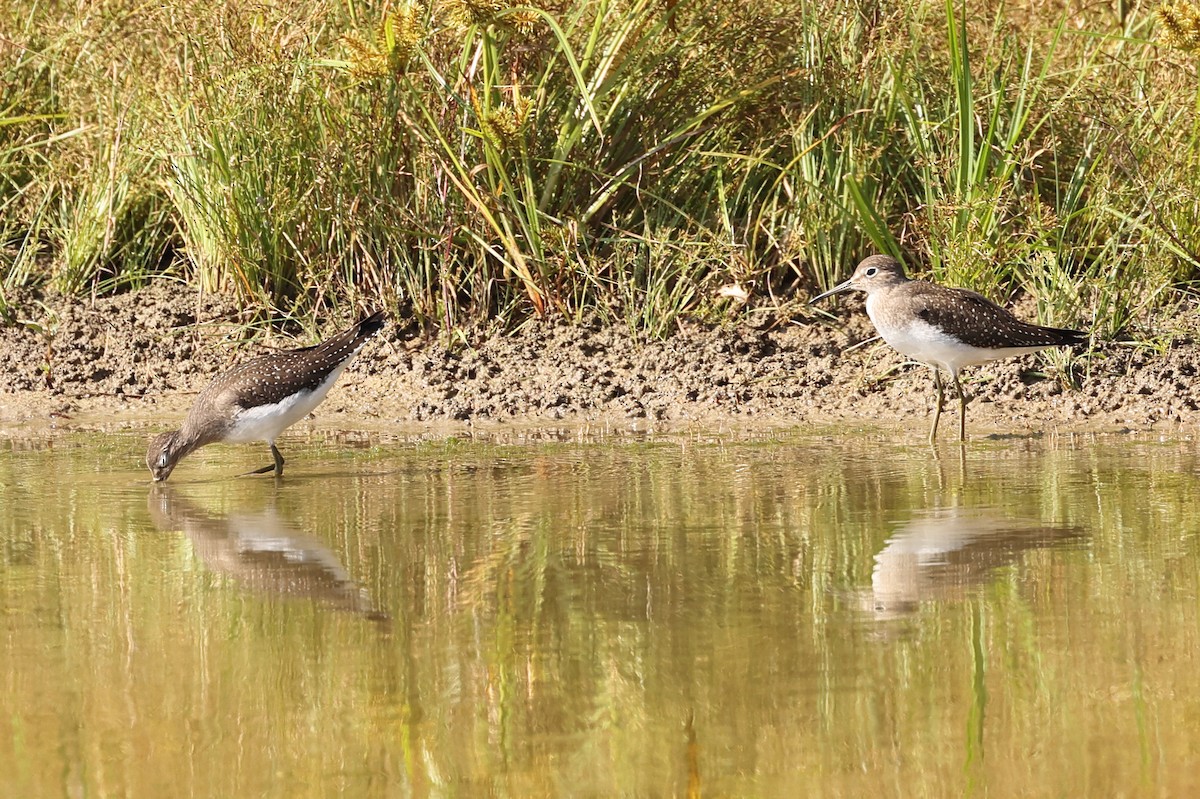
2, 428, 1200, 797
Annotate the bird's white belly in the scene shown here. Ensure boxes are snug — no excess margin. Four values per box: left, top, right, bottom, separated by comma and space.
224, 363, 349, 443
870, 317, 1043, 373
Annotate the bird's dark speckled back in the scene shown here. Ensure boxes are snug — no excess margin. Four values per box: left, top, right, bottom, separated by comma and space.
884, 282, 1086, 350
197, 311, 387, 414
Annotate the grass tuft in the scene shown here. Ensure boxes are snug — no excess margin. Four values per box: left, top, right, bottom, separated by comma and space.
1158, 2, 1200, 52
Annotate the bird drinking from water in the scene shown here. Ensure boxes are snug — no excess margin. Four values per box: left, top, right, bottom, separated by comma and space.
810, 255, 1085, 442
146, 311, 387, 481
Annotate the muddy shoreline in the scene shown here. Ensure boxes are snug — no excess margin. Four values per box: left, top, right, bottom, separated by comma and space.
1, 282, 1198, 438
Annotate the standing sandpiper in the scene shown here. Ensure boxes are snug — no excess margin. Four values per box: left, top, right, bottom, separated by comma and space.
146, 310, 387, 481
811, 255, 1086, 442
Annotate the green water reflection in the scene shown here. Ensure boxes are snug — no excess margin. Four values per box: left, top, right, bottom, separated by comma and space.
2, 430, 1200, 797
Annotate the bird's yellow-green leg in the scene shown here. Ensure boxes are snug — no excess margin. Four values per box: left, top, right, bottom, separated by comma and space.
239, 443, 285, 477
929, 368, 944, 443
953, 373, 968, 442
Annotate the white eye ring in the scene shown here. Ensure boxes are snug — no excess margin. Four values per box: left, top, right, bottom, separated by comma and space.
865, 267, 878, 277
158, 453, 169, 468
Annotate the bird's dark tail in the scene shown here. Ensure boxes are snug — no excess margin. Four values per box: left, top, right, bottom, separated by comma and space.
308, 310, 388, 358
1042, 325, 1088, 347
355, 310, 388, 341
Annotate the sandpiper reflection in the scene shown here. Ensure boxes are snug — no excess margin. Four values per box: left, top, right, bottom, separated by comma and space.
864, 507, 1083, 620
148, 485, 387, 622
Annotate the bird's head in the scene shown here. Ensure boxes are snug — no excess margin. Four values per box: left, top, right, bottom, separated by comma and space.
810, 255, 908, 303
146, 430, 183, 482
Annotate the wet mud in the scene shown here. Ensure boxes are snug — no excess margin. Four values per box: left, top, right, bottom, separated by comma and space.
1, 283, 1197, 436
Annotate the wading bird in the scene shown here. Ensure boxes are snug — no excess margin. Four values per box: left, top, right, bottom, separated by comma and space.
146, 311, 386, 480
811, 256, 1085, 442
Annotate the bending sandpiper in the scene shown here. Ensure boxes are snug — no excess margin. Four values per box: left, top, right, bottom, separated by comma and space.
146, 310, 387, 481
811, 255, 1086, 442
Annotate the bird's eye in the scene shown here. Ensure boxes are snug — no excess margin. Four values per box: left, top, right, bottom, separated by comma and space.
865, 267, 878, 277
157, 453, 169, 469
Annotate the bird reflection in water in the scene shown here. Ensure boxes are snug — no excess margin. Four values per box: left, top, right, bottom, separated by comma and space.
862, 507, 1084, 621
148, 485, 388, 623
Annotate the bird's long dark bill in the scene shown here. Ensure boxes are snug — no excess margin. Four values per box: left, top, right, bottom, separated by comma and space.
809, 279, 854, 304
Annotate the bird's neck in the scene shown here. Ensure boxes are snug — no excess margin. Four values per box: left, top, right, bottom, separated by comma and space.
864, 282, 906, 325
174, 419, 220, 458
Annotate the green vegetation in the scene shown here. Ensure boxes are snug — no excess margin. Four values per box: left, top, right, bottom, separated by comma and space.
1, 0, 1197, 338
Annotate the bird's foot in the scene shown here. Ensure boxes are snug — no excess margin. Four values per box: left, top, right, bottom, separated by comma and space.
238, 464, 278, 477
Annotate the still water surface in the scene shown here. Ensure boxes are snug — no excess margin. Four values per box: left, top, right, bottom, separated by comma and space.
2, 428, 1199, 796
